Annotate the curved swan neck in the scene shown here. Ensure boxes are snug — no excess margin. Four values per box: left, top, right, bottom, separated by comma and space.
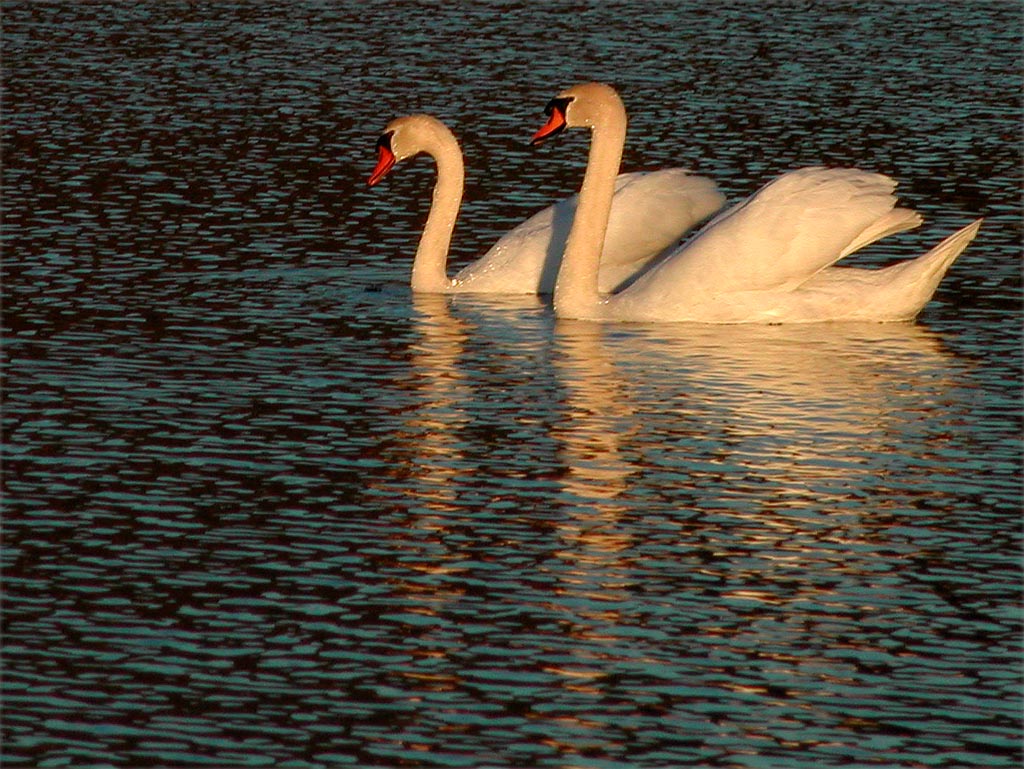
554, 101, 627, 318
411, 127, 464, 292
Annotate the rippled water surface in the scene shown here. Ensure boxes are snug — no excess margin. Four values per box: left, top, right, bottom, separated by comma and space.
3, 2, 1021, 767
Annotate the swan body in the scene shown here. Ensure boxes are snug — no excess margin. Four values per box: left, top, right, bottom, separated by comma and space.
368, 114, 724, 294
531, 82, 983, 323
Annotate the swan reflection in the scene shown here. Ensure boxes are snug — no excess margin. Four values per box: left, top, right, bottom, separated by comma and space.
382, 291, 546, 517
544, 319, 964, 720
394, 296, 962, 529
547, 318, 967, 618
552, 319, 638, 503
554, 320, 959, 502
395, 293, 473, 512
385, 298, 967, 724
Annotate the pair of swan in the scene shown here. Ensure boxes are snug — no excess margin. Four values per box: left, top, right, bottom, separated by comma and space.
369, 82, 982, 323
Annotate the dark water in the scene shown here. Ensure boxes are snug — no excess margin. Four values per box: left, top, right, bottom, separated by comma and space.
3, 2, 1021, 767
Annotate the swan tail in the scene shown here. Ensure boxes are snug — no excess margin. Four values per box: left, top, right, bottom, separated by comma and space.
879, 217, 983, 319
839, 207, 924, 259
914, 217, 982, 280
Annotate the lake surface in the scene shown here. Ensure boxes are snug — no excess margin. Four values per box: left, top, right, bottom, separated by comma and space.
2, 2, 1021, 767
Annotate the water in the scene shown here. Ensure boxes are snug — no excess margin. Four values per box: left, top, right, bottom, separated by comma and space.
2, 1, 1021, 767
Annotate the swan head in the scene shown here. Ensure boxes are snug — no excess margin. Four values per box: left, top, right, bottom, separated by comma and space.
530, 82, 626, 145
368, 114, 457, 186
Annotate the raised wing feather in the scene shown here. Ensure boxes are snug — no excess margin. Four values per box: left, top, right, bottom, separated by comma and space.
629, 167, 902, 304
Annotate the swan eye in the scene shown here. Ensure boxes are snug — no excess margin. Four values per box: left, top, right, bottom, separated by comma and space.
544, 96, 574, 117
375, 130, 395, 152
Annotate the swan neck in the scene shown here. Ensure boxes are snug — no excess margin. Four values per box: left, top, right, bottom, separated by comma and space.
554, 111, 626, 319
412, 134, 463, 292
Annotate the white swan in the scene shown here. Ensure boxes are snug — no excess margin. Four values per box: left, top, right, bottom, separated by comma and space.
530, 82, 983, 323
368, 114, 724, 294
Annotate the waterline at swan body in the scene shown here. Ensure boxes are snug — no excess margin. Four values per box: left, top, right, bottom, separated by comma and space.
368, 114, 724, 294
531, 82, 983, 323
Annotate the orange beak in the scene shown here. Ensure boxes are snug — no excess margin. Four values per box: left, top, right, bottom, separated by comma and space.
367, 134, 396, 186
530, 100, 568, 145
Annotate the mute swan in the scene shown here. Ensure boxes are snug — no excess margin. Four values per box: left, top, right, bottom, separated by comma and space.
530, 82, 983, 323
368, 114, 724, 294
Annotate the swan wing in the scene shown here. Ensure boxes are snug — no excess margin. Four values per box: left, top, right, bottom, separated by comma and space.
631, 167, 904, 303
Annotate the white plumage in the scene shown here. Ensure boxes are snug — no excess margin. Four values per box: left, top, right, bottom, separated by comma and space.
533, 82, 983, 324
